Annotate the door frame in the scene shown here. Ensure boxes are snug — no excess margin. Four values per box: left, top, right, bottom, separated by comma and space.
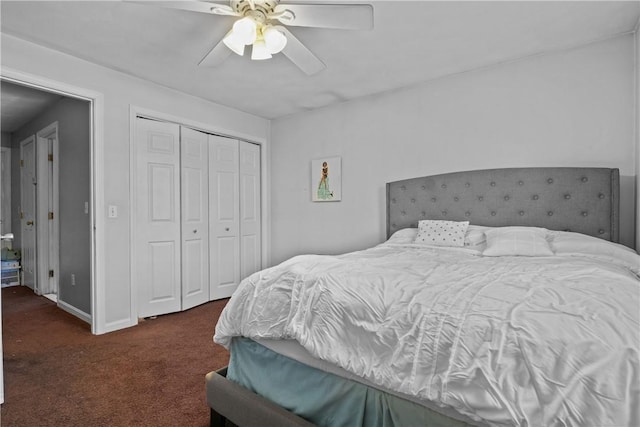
1, 68, 105, 334
36, 122, 60, 297
19, 135, 37, 291
129, 105, 269, 321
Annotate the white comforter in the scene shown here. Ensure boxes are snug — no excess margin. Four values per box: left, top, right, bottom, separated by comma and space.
214, 233, 640, 427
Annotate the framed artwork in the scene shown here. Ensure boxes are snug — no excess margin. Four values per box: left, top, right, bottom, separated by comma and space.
312, 156, 341, 202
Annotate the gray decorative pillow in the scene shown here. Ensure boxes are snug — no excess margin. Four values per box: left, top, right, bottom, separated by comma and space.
414, 220, 470, 247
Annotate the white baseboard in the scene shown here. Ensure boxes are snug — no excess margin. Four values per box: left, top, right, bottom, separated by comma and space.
58, 299, 91, 325
96, 317, 137, 335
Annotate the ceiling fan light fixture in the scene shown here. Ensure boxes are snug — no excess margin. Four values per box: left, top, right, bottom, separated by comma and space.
223, 31, 246, 56
231, 16, 258, 45
263, 26, 287, 54
251, 38, 272, 60
132, 0, 374, 74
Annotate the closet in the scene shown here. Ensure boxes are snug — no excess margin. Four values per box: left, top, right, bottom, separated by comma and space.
134, 118, 261, 318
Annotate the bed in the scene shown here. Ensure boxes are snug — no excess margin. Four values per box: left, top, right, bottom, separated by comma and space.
206, 167, 639, 427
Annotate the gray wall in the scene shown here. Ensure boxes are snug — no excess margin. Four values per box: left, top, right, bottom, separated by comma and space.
271, 34, 637, 264
1, 132, 12, 148
11, 97, 91, 315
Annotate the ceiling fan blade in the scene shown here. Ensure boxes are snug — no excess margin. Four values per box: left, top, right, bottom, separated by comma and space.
272, 3, 373, 30
127, 1, 240, 17
198, 38, 233, 67
275, 26, 325, 75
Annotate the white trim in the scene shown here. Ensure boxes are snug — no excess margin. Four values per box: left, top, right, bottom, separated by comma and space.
58, 299, 91, 325
0, 67, 108, 334
35, 131, 46, 293
131, 105, 267, 145
129, 105, 270, 321
263, 120, 271, 269
91, 94, 112, 334
36, 122, 59, 297
128, 108, 139, 327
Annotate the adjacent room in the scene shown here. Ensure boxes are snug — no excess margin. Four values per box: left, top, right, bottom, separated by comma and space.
1, 1, 639, 426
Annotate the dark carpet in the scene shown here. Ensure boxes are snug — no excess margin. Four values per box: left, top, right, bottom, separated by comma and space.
1, 286, 230, 427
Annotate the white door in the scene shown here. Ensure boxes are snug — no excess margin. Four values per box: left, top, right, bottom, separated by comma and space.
239, 142, 261, 280
180, 127, 209, 310
20, 136, 37, 291
135, 118, 182, 317
1, 147, 11, 248
209, 136, 240, 300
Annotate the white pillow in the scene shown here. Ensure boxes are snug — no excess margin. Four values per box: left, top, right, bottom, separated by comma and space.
386, 228, 418, 244
414, 220, 469, 247
549, 230, 640, 273
483, 226, 554, 257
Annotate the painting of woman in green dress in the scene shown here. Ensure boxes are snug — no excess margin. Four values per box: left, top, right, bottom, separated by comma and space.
312, 157, 341, 202
317, 161, 333, 200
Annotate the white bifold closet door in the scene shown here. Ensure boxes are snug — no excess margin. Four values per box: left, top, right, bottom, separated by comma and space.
135, 119, 183, 317
239, 141, 261, 280
209, 135, 240, 300
180, 127, 210, 311
135, 120, 210, 318
136, 118, 261, 318
209, 136, 261, 300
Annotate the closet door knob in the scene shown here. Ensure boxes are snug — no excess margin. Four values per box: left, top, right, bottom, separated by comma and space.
225, 227, 230, 232
193, 229, 197, 234
26, 221, 34, 226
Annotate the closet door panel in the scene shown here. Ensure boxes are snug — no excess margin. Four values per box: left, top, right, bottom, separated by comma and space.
216, 172, 237, 222
216, 236, 239, 285
181, 127, 210, 310
239, 142, 261, 280
209, 136, 240, 300
149, 241, 177, 299
135, 119, 181, 318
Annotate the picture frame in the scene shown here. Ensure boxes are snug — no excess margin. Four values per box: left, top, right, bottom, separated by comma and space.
311, 156, 341, 202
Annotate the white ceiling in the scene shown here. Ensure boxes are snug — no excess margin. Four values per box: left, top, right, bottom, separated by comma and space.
1, 1, 639, 120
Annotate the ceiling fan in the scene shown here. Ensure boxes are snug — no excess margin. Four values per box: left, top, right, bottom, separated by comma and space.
132, 0, 373, 75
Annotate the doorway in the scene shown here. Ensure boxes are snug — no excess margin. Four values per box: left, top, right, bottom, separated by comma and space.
1, 80, 91, 324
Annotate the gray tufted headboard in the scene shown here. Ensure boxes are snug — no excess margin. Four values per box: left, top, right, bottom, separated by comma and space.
387, 167, 619, 242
